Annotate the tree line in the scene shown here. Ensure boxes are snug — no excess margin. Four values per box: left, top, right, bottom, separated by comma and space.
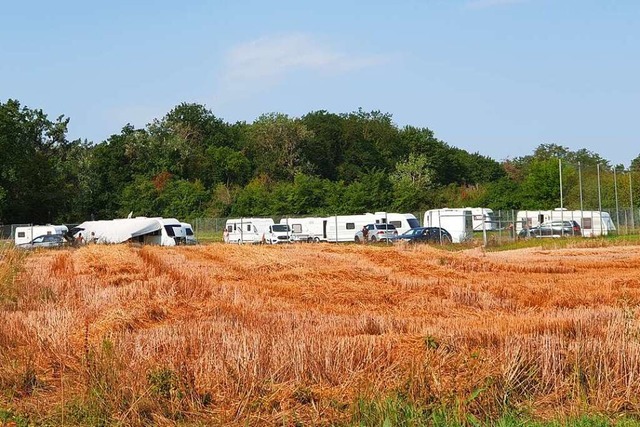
1, 99, 639, 225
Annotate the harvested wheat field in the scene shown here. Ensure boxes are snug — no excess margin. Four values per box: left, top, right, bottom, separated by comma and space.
2, 242, 640, 425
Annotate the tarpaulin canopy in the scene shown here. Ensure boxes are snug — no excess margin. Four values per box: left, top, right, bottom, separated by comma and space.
73, 218, 162, 244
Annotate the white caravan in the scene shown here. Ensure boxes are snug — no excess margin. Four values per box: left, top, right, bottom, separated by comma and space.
374, 212, 420, 235
423, 208, 473, 243
516, 209, 616, 237
181, 222, 197, 245
280, 217, 326, 242
14, 224, 68, 246
324, 213, 380, 242
321, 212, 419, 242
72, 217, 186, 246
225, 218, 292, 244
465, 207, 497, 231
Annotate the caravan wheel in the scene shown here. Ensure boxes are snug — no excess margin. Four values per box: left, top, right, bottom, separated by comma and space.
313, 237, 320, 243
306, 237, 313, 243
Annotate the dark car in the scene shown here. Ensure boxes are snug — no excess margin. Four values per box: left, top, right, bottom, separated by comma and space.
17, 234, 67, 250
519, 220, 582, 238
396, 227, 452, 244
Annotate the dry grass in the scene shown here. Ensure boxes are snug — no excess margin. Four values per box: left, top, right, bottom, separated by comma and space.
1, 242, 640, 425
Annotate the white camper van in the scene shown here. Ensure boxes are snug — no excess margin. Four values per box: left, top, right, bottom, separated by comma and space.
465, 207, 497, 231
280, 217, 326, 242
516, 209, 616, 237
181, 222, 197, 245
423, 209, 473, 243
14, 224, 69, 246
225, 218, 292, 244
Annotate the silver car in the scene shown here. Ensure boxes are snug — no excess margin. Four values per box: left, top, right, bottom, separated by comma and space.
354, 224, 398, 242
17, 234, 67, 249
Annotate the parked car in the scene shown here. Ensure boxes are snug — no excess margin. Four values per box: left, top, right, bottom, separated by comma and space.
396, 227, 453, 244
354, 224, 398, 242
519, 220, 582, 238
17, 234, 67, 249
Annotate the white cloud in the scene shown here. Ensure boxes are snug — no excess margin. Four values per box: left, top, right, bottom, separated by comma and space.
464, 0, 527, 9
219, 33, 387, 93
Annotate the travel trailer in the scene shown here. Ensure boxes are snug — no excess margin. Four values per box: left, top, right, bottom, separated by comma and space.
323, 213, 381, 242
423, 209, 473, 243
516, 209, 616, 237
14, 224, 68, 246
225, 218, 292, 244
279, 217, 326, 242
375, 212, 420, 235
465, 207, 497, 231
72, 217, 187, 246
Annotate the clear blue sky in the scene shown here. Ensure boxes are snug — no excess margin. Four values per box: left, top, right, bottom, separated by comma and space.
2, 0, 638, 166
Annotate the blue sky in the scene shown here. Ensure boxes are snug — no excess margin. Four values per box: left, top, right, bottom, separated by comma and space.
2, 0, 638, 166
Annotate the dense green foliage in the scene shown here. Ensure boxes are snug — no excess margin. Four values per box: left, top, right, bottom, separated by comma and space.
1, 99, 638, 224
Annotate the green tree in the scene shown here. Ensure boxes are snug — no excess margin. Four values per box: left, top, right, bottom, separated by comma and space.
248, 113, 313, 181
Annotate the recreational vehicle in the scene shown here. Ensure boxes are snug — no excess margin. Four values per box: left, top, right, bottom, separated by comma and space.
374, 212, 420, 235
225, 218, 292, 244
14, 224, 68, 246
516, 209, 616, 237
279, 217, 326, 242
423, 209, 473, 243
181, 222, 197, 245
324, 214, 380, 242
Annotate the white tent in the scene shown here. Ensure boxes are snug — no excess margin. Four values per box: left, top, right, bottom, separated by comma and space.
74, 218, 163, 244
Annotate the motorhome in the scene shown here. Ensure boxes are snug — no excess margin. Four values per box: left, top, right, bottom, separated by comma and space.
423, 209, 473, 243
279, 217, 326, 242
516, 209, 616, 237
225, 218, 292, 244
72, 217, 187, 246
465, 207, 497, 231
181, 222, 197, 245
14, 224, 69, 246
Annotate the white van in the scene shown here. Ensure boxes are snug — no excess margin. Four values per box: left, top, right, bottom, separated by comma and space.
14, 224, 69, 246
181, 222, 198, 245
225, 218, 292, 244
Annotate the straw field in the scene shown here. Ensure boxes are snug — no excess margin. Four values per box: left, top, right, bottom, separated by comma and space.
1, 241, 640, 425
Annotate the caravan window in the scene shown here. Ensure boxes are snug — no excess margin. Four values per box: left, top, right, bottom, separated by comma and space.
247, 225, 251, 232
164, 225, 176, 237
346, 223, 355, 230
17, 232, 25, 238
390, 221, 402, 229
227, 225, 233, 232
583, 218, 592, 229
292, 224, 302, 233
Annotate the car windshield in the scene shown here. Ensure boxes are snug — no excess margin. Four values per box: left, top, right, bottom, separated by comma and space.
271, 224, 289, 232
